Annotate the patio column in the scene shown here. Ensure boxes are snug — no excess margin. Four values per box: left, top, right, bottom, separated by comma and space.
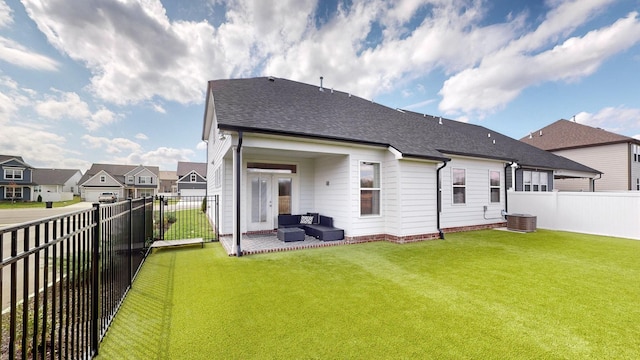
232, 131, 243, 256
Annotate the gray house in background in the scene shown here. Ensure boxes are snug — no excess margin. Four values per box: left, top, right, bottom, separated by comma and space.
0, 155, 34, 201
32, 168, 82, 202
176, 161, 207, 197
521, 119, 640, 191
79, 163, 159, 202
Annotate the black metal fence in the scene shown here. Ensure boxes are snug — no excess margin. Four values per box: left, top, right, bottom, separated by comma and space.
156, 196, 217, 242
0, 197, 152, 359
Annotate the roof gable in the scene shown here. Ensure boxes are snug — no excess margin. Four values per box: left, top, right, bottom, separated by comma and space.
0, 155, 33, 168
520, 119, 636, 151
177, 162, 207, 177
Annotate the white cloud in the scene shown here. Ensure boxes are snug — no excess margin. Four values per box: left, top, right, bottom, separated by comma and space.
0, 75, 33, 121
0, 124, 90, 170
35, 90, 120, 131
82, 135, 143, 154
112, 146, 195, 170
438, 6, 640, 118
575, 106, 640, 135
196, 141, 207, 150
135, 133, 149, 140
0, 0, 12, 28
0, 36, 60, 71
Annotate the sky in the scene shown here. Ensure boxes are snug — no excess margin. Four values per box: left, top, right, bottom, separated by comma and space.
1, 0, 639, 172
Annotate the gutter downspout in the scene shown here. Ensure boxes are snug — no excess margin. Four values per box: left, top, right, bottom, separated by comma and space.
235, 131, 243, 256
436, 161, 448, 239
504, 162, 511, 215
591, 173, 602, 192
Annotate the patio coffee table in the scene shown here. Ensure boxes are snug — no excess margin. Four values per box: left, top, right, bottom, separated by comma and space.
277, 227, 305, 242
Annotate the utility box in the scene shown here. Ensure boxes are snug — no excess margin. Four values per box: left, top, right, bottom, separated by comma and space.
507, 214, 537, 232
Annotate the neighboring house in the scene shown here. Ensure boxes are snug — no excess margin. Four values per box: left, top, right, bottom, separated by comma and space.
0, 155, 34, 201
176, 161, 207, 197
79, 164, 159, 202
159, 170, 178, 195
521, 119, 640, 191
32, 168, 83, 202
201, 77, 599, 249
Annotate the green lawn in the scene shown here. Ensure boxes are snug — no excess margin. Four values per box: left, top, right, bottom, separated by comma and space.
0, 196, 82, 209
162, 208, 215, 241
96, 230, 640, 359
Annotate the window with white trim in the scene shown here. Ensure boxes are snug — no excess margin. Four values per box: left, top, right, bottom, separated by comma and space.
489, 170, 500, 203
99, 175, 106, 183
523, 171, 548, 192
5, 186, 22, 199
637, 178, 639, 191
452, 168, 466, 204
139, 176, 152, 184
360, 162, 380, 215
190, 173, 197, 182
4, 168, 23, 180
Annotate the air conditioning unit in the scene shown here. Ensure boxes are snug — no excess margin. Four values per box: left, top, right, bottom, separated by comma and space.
506, 214, 537, 232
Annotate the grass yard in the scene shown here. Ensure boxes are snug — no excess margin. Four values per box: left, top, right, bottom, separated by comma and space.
163, 208, 215, 241
96, 229, 640, 359
0, 196, 82, 209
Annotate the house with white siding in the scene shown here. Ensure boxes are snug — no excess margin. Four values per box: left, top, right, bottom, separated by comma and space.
79, 163, 159, 202
521, 119, 640, 191
32, 168, 82, 202
202, 77, 600, 253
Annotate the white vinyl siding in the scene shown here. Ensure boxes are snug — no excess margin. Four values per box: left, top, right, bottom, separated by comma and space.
441, 157, 505, 229
396, 160, 438, 237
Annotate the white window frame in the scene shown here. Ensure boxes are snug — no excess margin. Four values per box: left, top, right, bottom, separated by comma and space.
359, 161, 381, 216
523, 170, 548, 192
5, 186, 23, 199
139, 176, 152, 184
452, 168, 466, 205
99, 175, 106, 183
489, 170, 500, 203
4, 168, 23, 180
190, 173, 197, 182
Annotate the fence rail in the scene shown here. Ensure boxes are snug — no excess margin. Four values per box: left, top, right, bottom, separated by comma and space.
0, 197, 153, 359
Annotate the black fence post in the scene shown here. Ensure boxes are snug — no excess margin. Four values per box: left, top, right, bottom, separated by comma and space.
159, 196, 164, 240
129, 198, 133, 286
91, 203, 100, 356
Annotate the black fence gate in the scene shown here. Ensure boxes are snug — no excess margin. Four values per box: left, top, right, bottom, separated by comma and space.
155, 196, 218, 242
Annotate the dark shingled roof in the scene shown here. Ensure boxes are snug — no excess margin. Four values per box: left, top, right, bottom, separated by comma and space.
33, 169, 80, 185
177, 162, 207, 177
520, 119, 638, 151
207, 77, 599, 174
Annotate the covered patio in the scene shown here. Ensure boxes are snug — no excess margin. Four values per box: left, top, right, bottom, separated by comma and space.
218, 233, 349, 256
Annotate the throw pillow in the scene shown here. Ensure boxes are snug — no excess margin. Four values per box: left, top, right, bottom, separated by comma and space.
300, 215, 314, 225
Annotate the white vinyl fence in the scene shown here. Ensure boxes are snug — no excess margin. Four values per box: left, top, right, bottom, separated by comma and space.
508, 191, 640, 240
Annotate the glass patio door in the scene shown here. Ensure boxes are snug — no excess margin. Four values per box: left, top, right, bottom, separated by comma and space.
247, 174, 273, 231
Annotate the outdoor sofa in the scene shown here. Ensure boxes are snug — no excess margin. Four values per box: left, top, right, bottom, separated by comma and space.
277, 213, 344, 241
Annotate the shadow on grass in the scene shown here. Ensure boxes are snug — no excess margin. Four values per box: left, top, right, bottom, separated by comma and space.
96, 251, 176, 359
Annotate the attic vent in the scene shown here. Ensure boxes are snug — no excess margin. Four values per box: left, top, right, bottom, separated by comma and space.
488, 133, 491, 138
331, 88, 334, 94
267, 76, 275, 82
529, 133, 532, 139
492, 139, 496, 144
319, 76, 324, 91
438, 116, 442, 125
539, 130, 543, 136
